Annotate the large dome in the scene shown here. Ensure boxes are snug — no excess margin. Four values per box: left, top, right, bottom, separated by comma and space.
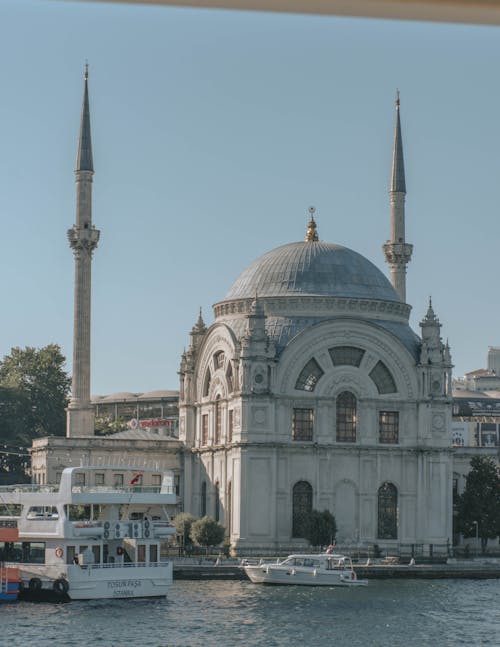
224, 241, 400, 302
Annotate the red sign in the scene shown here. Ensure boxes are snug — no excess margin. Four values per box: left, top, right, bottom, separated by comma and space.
139, 419, 174, 428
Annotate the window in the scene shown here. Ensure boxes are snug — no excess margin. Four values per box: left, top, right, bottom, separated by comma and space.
214, 482, 220, 522
295, 358, 324, 392
226, 362, 234, 393
227, 481, 232, 536
113, 474, 124, 487
329, 346, 365, 367
336, 392, 357, 442
95, 473, 105, 486
203, 369, 211, 397
75, 473, 86, 486
215, 396, 222, 444
201, 482, 207, 517
152, 474, 161, 487
214, 351, 225, 370
201, 414, 208, 445
378, 482, 398, 539
228, 409, 234, 442
149, 544, 158, 563
379, 411, 399, 444
369, 361, 397, 394
292, 408, 314, 441
292, 481, 313, 538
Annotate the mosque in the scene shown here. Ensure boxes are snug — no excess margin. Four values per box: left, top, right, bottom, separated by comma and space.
178, 96, 454, 552
33, 71, 454, 555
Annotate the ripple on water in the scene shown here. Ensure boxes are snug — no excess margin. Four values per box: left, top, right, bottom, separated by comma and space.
2, 579, 500, 646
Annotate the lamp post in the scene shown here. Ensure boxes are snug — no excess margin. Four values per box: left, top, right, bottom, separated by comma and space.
472, 520, 479, 557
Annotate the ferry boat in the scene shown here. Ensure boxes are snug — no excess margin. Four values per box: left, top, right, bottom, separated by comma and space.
243, 553, 368, 587
0, 466, 177, 601
0, 522, 20, 602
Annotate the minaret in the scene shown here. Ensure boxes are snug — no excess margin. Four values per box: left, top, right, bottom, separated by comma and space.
383, 92, 413, 302
66, 65, 100, 438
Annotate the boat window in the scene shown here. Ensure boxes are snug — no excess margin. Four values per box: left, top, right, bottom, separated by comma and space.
149, 544, 158, 563
113, 474, 124, 487
103, 544, 109, 563
95, 473, 105, 486
66, 545, 76, 565
92, 545, 101, 564
27, 506, 58, 519
137, 544, 146, 563
67, 505, 91, 521
22, 542, 45, 564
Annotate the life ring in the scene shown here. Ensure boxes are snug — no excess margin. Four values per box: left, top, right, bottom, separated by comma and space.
53, 578, 69, 595
116, 546, 124, 556
55, 546, 64, 559
29, 577, 42, 590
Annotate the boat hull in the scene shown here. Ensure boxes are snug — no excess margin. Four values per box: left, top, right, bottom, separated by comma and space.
244, 565, 368, 587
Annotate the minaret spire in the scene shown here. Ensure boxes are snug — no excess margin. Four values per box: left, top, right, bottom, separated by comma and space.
66, 65, 100, 438
383, 91, 413, 302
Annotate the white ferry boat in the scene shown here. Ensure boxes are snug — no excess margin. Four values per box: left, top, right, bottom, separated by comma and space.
0, 466, 177, 601
243, 553, 368, 587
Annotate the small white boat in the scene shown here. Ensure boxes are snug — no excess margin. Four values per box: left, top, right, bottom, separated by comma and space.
243, 553, 368, 587
0, 465, 177, 601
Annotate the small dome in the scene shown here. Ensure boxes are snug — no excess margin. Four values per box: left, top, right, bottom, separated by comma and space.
224, 241, 399, 302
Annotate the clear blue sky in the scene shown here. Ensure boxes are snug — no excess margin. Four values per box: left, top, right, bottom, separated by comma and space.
1, 1, 498, 394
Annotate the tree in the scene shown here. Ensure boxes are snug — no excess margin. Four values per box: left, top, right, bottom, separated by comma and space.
303, 509, 337, 547
190, 516, 225, 550
455, 456, 500, 553
0, 345, 71, 482
173, 512, 197, 551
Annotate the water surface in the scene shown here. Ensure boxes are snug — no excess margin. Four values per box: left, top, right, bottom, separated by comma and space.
2, 579, 499, 646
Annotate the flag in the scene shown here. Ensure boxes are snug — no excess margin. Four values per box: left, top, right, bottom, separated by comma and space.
129, 471, 142, 485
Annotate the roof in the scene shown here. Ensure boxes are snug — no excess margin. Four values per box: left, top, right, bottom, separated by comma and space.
224, 241, 399, 302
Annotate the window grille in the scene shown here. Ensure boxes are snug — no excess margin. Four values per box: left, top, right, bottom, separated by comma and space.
295, 358, 324, 392
379, 411, 399, 444
329, 346, 365, 367
369, 361, 397, 394
336, 391, 357, 442
378, 482, 398, 539
292, 408, 314, 441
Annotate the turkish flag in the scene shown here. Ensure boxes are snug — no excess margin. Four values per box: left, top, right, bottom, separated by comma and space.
129, 472, 142, 485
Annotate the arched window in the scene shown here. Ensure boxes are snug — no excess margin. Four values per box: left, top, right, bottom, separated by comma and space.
336, 391, 357, 442
227, 482, 232, 536
201, 481, 207, 517
214, 482, 220, 522
214, 396, 222, 444
203, 369, 211, 397
292, 481, 313, 538
377, 482, 398, 539
369, 361, 397, 394
226, 362, 234, 393
295, 358, 324, 392
329, 346, 365, 367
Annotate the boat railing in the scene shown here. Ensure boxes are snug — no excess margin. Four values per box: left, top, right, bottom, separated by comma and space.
79, 560, 170, 571
0, 484, 58, 494
71, 485, 175, 495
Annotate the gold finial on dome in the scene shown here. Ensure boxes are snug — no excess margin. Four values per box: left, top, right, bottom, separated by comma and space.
305, 206, 319, 242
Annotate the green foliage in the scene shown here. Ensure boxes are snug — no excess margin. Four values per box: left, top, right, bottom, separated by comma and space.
455, 456, 500, 552
303, 509, 337, 547
94, 416, 128, 436
0, 345, 70, 482
173, 512, 197, 548
190, 515, 226, 548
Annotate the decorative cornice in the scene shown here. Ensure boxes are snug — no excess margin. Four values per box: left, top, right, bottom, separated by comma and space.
214, 295, 411, 321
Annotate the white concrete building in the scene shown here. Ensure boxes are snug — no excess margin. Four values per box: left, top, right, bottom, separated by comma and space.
179, 98, 454, 553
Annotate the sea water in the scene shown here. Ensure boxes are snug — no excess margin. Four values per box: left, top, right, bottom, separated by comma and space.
2, 578, 499, 646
